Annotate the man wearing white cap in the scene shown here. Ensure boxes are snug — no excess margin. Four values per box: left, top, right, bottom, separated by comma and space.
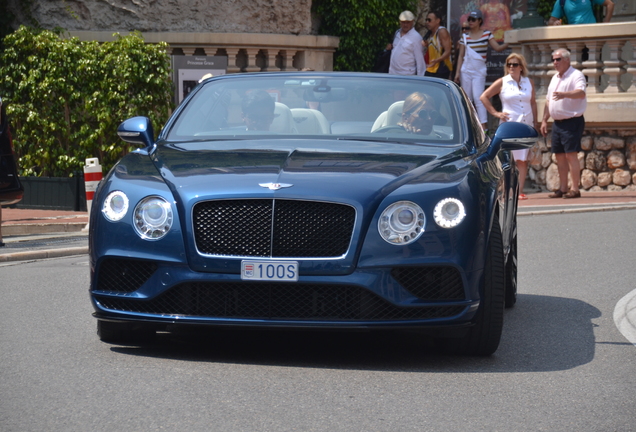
389, 10, 426, 76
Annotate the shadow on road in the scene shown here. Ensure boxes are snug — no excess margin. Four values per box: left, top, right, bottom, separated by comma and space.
109, 294, 601, 372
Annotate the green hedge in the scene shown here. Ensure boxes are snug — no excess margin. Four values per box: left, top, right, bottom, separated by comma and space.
313, 0, 417, 72
0, 26, 173, 177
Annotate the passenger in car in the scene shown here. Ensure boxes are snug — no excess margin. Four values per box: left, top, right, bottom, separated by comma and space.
242, 90, 276, 131
399, 92, 438, 136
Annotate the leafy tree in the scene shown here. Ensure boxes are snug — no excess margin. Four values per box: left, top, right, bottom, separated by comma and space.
313, 0, 417, 72
0, 26, 173, 177
538, 0, 555, 22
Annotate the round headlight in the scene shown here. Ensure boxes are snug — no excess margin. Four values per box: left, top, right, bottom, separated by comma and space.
378, 201, 425, 245
133, 196, 173, 240
434, 198, 466, 228
102, 191, 129, 222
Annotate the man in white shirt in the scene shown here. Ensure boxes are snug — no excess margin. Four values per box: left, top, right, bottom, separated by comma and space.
389, 11, 426, 76
540, 48, 587, 199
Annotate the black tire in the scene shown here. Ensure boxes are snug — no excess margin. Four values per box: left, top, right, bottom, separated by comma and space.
97, 320, 155, 344
439, 213, 506, 356
505, 219, 518, 308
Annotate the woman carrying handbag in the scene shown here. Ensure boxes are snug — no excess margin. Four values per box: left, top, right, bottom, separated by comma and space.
454, 10, 509, 131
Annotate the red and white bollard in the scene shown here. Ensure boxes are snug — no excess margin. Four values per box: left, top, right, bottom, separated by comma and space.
83, 158, 103, 216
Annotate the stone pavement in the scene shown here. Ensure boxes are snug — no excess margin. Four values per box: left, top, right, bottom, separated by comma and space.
1, 190, 636, 263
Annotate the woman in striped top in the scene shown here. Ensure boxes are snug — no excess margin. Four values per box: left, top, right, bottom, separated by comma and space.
454, 10, 509, 130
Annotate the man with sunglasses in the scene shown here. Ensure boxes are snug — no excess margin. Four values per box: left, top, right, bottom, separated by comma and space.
423, 11, 452, 79
540, 48, 587, 199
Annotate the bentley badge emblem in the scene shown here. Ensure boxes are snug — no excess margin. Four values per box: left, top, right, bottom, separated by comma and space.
259, 182, 293, 190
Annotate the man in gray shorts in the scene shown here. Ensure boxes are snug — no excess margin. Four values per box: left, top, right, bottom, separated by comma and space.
540, 48, 587, 199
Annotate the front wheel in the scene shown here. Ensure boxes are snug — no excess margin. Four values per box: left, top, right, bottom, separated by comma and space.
439, 213, 506, 356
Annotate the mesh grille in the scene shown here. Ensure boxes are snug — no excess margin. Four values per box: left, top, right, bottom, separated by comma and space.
96, 258, 158, 293
193, 199, 355, 258
95, 282, 464, 321
391, 266, 465, 300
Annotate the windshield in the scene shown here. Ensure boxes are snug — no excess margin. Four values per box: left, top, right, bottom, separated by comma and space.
165, 75, 463, 145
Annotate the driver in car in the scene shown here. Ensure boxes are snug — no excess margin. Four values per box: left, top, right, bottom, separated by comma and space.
242, 90, 276, 131
399, 92, 438, 135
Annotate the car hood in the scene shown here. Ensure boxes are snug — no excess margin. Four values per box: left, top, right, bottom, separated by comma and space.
152, 138, 469, 206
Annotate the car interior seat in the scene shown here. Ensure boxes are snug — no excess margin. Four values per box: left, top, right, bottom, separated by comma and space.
371, 100, 404, 131
290, 108, 331, 134
271, 102, 296, 133
371, 111, 387, 132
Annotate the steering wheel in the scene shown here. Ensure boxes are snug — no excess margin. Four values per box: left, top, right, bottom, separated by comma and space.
371, 125, 408, 134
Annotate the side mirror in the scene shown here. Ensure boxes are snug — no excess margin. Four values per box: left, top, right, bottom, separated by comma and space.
117, 116, 155, 148
485, 121, 538, 159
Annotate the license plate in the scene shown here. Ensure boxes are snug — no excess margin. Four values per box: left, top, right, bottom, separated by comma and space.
241, 260, 299, 282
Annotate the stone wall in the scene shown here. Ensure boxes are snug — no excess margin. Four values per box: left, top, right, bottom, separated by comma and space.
528, 130, 636, 192
7, 0, 316, 35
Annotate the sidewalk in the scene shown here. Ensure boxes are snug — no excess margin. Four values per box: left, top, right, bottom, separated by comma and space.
2, 208, 89, 236
515, 190, 636, 215
1, 208, 89, 263
2, 190, 636, 263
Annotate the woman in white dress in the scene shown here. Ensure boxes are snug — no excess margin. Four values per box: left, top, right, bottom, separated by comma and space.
480, 53, 538, 200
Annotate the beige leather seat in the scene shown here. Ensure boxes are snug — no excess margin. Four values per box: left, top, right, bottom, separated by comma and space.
270, 102, 296, 133
371, 100, 404, 131
290, 108, 331, 134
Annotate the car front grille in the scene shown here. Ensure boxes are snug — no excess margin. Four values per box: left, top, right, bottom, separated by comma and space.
193, 199, 356, 257
95, 282, 464, 321
391, 266, 465, 300
96, 258, 158, 293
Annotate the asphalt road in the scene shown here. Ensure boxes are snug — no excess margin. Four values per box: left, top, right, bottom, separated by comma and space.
1, 210, 635, 431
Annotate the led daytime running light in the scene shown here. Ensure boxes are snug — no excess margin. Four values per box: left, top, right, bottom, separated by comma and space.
434, 198, 466, 228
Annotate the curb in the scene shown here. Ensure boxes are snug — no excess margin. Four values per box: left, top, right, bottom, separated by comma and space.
0, 246, 89, 263
2, 222, 88, 236
518, 204, 636, 217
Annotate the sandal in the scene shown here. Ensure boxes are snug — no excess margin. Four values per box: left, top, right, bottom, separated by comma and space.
563, 190, 581, 199
518, 194, 528, 200
548, 190, 565, 198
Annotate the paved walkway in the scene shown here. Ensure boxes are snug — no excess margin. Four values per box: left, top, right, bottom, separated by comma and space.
2, 190, 636, 263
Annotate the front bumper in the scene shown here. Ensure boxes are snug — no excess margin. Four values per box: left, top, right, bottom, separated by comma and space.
90, 257, 480, 329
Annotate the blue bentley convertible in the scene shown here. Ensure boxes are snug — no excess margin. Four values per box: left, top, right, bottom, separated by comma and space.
89, 73, 537, 355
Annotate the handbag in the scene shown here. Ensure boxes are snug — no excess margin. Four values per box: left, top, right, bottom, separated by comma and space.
372, 49, 392, 73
